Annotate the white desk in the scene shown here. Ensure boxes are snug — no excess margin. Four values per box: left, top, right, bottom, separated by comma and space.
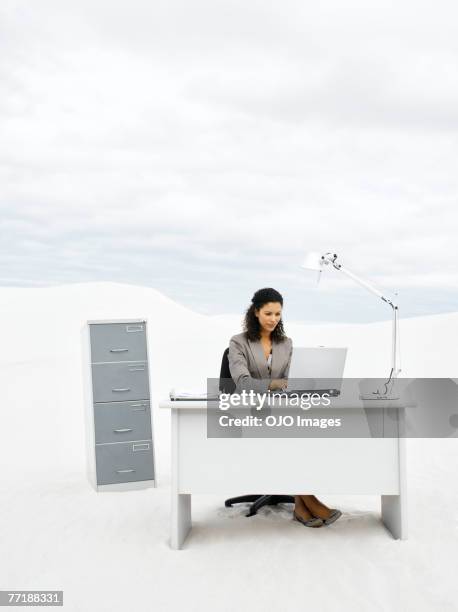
160, 397, 409, 549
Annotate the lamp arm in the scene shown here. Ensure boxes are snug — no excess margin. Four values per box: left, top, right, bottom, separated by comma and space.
323, 254, 401, 382
329, 261, 397, 309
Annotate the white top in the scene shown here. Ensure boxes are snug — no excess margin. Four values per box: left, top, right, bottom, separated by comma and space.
266, 351, 272, 375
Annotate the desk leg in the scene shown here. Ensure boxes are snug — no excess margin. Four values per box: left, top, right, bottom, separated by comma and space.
171, 408, 192, 549
171, 493, 191, 550
381, 494, 406, 539
381, 409, 408, 540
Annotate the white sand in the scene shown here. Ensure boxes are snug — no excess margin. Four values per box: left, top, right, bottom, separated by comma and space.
0, 282, 457, 611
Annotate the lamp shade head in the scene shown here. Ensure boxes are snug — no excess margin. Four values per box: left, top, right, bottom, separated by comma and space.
301, 251, 323, 271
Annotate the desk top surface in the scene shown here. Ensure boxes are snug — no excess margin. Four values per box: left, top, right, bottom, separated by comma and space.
159, 397, 414, 410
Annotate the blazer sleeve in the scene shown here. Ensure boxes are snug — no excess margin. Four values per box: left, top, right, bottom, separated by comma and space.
281, 338, 293, 380
228, 336, 270, 394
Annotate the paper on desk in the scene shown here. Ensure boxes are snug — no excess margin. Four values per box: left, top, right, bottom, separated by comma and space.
169, 387, 219, 400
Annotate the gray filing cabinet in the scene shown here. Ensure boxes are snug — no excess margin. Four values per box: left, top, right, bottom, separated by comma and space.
82, 319, 156, 491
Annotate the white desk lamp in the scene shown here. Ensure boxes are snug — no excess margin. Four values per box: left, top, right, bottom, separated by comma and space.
301, 251, 401, 399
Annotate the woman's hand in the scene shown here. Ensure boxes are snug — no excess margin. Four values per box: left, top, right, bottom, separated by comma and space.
269, 378, 288, 391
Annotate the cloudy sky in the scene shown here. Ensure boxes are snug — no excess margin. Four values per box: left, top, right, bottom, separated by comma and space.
1, 0, 458, 322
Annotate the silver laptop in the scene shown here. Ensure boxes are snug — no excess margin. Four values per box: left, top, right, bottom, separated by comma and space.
282, 346, 347, 395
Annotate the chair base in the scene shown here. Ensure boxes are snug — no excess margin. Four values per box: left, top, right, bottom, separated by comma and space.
225, 494, 295, 517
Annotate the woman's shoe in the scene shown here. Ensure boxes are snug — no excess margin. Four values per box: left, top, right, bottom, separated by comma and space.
293, 510, 324, 528
323, 509, 342, 525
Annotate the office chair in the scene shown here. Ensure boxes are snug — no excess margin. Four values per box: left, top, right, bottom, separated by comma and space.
219, 347, 295, 517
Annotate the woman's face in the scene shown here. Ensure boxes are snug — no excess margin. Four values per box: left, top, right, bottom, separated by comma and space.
255, 301, 282, 334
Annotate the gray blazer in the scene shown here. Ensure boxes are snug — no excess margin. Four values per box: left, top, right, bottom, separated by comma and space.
228, 332, 293, 393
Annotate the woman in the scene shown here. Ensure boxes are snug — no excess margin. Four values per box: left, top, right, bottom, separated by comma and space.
228, 287, 342, 528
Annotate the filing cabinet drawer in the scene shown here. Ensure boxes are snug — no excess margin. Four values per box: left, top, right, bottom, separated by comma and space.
90, 322, 147, 363
94, 400, 152, 444
95, 440, 154, 485
91, 361, 149, 403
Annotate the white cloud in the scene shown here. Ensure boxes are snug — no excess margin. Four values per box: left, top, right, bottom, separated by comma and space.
1, 0, 458, 320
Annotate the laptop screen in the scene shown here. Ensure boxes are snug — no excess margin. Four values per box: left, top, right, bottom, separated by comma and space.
287, 347, 347, 391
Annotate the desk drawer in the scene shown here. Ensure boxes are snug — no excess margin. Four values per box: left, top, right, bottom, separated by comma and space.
94, 400, 152, 444
91, 362, 149, 403
90, 322, 147, 363
95, 440, 154, 485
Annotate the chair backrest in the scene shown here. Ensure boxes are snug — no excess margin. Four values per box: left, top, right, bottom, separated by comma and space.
219, 347, 236, 393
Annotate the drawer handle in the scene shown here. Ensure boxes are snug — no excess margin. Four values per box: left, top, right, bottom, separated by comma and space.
112, 388, 131, 392
114, 428, 133, 433
116, 468, 136, 474
110, 348, 129, 353
131, 403, 147, 411
129, 366, 145, 371
133, 443, 150, 451
126, 325, 143, 332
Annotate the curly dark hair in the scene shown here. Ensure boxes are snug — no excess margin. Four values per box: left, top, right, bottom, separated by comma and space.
243, 287, 287, 342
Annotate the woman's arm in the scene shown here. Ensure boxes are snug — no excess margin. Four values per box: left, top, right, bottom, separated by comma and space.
228, 336, 270, 394
282, 338, 293, 380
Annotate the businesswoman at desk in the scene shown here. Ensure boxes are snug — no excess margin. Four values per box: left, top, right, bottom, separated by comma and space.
228, 287, 342, 528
